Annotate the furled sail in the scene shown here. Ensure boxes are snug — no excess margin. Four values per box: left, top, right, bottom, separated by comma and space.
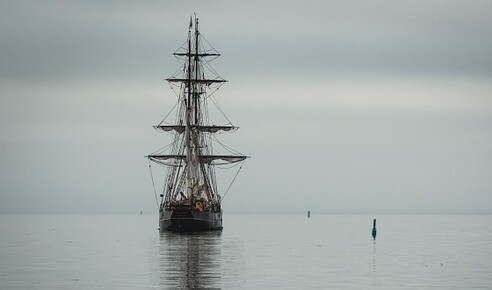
148, 154, 247, 164
165, 78, 226, 85
173, 52, 220, 57
154, 125, 237, 134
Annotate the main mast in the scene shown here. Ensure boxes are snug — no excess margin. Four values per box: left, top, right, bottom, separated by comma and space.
185, 16, 206, 200
185, 17, 194, 198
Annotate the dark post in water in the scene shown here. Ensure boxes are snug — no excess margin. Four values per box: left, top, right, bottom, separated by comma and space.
372, 219, 377, 239
307, 211, 311, 218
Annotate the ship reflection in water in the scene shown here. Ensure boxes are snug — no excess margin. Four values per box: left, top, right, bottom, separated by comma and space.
159, 231, 222, 289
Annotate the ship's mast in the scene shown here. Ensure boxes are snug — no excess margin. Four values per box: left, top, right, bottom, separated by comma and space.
185, 16, 202, 198
194, 17, 200, 125
185, 17, 193, 197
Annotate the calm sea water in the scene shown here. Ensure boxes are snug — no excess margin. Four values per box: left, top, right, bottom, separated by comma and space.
0, 214, 491, 289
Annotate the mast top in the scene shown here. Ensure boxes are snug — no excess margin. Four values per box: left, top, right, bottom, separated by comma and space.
190, 13, 198, 32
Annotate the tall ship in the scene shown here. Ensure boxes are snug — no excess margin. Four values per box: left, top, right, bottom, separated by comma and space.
147, 16, 247, 232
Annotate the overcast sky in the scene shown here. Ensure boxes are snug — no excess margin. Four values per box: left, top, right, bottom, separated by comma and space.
1, 1, 491, 214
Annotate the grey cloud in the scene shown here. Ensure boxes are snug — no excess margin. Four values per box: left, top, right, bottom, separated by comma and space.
1, 1, 491, 214
1, 1, 491, 82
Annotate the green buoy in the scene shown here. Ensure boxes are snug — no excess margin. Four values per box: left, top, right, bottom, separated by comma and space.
372, 219, 377, 239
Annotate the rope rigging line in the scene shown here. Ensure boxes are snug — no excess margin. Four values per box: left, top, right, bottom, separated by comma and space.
149, 130, 183, 156
210, 94, 233, 125
148, 159, 160, 211
200, 84, 224, 108
221, 161, 245, 201
157, 95, 181, 126
212, 134, 243, 155
216, 161, 242, 170
173, 39, 189, 57
169, 62, 186, 78
201, 56, 221, 78
200, 34, 220, 55
169, 83, 181, 99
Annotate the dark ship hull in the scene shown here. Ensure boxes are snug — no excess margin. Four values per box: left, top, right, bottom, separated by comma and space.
159, 206, 223, 232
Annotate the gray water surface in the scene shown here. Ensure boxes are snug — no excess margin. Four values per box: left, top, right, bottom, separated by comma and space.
1, 214, 491, 289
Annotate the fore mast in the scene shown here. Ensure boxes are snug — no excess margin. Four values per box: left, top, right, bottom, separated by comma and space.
182, 16, 211, 205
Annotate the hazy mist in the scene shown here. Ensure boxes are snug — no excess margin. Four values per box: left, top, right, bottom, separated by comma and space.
1, 1, 491, 214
